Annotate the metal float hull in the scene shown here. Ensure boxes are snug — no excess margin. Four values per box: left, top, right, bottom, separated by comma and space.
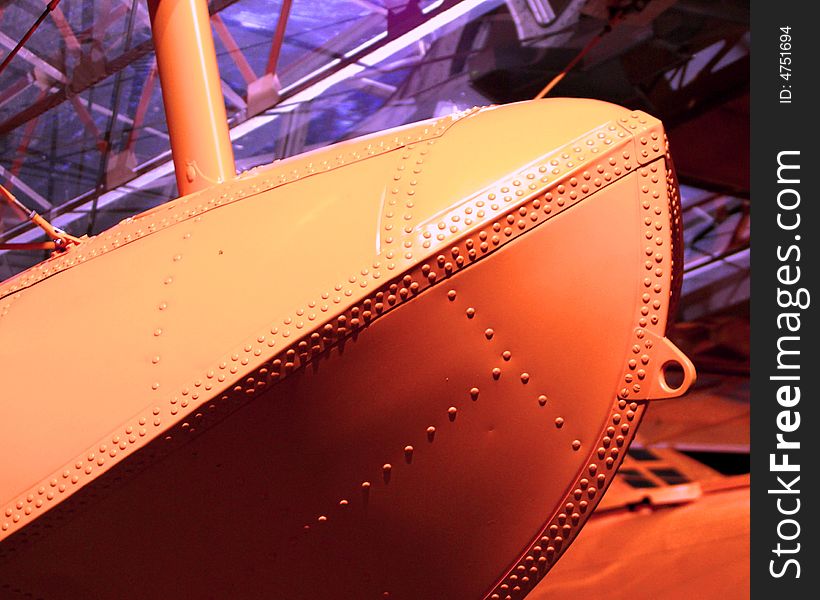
0, 99, 693, 599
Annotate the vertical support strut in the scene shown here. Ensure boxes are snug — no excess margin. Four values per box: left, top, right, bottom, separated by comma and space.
147, 0, 235, 195
265, 0, 293, 76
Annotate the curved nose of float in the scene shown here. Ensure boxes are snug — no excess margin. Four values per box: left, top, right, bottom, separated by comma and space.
0, 98, 693, 599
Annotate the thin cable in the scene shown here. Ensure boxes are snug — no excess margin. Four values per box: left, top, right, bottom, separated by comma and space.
0, 0, 62, 77
534, 15, 623, 100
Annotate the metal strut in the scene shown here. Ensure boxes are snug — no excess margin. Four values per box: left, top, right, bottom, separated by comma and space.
147, 0, 236, 195
0, 184, 82, 252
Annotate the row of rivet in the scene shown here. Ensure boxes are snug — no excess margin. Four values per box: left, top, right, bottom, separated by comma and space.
664, 138, 684, 320
299, 288, 560, 535
0, 290, 21, 321
618, 153, 670, 400
380, 138, 435, 252
403, 122, 634, 257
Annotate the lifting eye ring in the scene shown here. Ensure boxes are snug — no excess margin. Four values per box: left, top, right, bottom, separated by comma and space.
625, 329, 696, 401
660, 360, 685, 393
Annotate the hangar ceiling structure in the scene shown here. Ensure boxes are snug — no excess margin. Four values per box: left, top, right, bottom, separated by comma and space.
0, 0, 749, 552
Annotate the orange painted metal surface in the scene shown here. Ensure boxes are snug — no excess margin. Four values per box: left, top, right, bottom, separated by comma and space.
147, 0, 235, 194
0, 98, 693, 598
